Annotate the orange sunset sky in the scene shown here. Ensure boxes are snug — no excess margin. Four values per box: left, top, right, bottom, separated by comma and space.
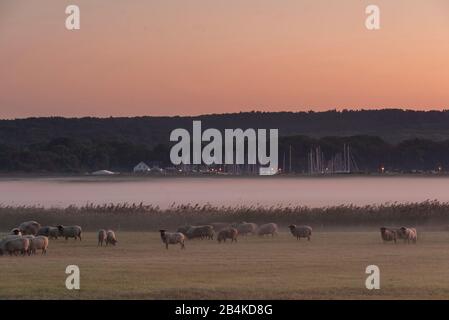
1, 0, 449, 118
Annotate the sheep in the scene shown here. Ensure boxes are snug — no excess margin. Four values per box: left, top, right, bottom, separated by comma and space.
0, 235, 22, 255
288, 225, 312, 241
185, 225, 214, 240
106, 230, 117, 246
159, 230, 185, 250
217, 228, 238, 243
2, 238, 30, 256
57, 225, 82, 241
232, 222, 258, 236
9, 228, 22, 236
257, 223, 278, 237
29, 236, 49, 255
398, 227, 417, 244
380, 227, 397, 243
19, 221, 41, 235
98, 229, 107, 246
37, 226, 59, 239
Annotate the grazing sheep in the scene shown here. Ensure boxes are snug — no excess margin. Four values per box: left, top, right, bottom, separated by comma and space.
288, 225, 312, 241
217, 228, 238, 243
98, 229, 107, 246
19, 221, 41, 235
257, 223, 278, 237
106, 230, 117, 246
398, 227, 417, 244
37, 226, 59, 239
185, 225, 214, 240
9, 228, 22, 236
0, 235, 22, 255
159, 230, 185, 250
210, 222, 231, 232
380, 227, 397, 243
29, 236, 49, 255
2, 238, 30, 256
57, 225, 82, 241
232, 222, 258, 236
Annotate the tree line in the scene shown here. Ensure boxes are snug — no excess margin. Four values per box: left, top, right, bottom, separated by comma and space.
0, 135, 448, 173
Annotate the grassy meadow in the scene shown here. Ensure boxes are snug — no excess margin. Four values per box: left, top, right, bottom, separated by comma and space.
2, 231, 449, 299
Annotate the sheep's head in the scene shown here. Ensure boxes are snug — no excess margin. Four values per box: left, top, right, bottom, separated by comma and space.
400, 227, 407, 232
57, 225, 64, 235
288, 225, 296, 231
380, 227, 386, 233
11, 228, 20, 235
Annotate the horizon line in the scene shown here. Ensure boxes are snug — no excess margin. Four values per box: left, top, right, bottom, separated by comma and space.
2, 108, 449, 121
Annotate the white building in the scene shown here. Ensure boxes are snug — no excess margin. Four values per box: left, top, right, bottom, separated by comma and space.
133, 161, 150, 173
92, 170, 116, 176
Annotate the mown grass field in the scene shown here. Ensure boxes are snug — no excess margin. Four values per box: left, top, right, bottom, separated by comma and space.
1, 231, 449, 299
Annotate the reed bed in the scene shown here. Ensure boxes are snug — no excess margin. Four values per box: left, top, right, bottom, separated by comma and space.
0, 200, 448, 231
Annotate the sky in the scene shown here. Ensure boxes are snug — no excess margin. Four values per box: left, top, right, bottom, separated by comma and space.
1, 0, 449, 118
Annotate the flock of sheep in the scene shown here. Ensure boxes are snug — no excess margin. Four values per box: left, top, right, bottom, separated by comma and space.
0, 219, 418, 255
380, 226, 418, 244
0, 221, 87, 256
159, 222, 312, 249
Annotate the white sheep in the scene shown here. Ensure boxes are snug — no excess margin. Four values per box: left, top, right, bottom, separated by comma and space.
29, 236, 49, 255
288, 225, 312, 241
2, 238, 30, 256
159, 230, 185, 250
106, 230, 117, 246
233, 222, 258, 236
0, 235, 22, 255
257, 223, 278, 237
399, 227, 417, 244
19, 221, 41, 235
98, 229, 107, 246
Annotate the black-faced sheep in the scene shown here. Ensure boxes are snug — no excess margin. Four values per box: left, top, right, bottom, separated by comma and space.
217, 228, 238, 243
288, 225, 312, 241
9, 228, 22, 236
57, 225, 82, 241
380, 227, 397, 243
398, 227, 417, 244
159, 230, 185, 250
